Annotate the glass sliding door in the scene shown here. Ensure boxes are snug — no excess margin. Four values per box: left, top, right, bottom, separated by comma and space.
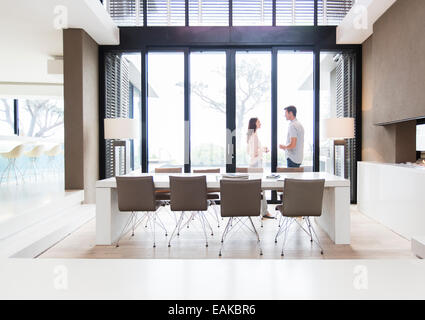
190, 51, 226, 171
147, 52, 184, 172
277, 51, 314, 170
123, 53, 142, 171
235, 51, 272, 170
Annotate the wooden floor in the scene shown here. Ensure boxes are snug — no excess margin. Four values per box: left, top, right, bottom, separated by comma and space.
39, 205, 416, 259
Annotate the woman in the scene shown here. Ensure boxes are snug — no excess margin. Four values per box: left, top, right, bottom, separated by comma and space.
247, 118, 269, 168
246, 118, 274, 219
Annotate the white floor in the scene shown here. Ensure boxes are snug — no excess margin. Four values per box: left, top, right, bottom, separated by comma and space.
0, 175, 65, 224
0, 258, 424, 299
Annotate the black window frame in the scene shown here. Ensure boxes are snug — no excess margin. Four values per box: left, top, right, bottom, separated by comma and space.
99, 25, 362, 203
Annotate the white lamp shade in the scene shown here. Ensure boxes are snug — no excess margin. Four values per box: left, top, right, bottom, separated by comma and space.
104, 118, 138, 139
324, 117, 355, 139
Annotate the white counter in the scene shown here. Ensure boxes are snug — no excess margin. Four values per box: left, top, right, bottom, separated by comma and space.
358, 161, 425, 240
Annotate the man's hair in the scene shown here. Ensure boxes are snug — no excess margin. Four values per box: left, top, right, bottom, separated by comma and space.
284, 106, 297, 117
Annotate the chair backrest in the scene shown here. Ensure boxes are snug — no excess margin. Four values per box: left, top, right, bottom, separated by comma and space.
276, 167, 304, 173
27, 145, 44, 158
116, 176, 157, 212
282, 179, 325, 217
169, 176, 208, 211
236, 167, 264, 173
193, 168, 220, 173
3, 144, 25, 159
220, 179, 262, 217
155, 167, 182, 173
45, 145, 61, 157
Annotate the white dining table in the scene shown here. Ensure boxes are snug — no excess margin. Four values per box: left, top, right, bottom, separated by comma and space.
95, 172, 351, 245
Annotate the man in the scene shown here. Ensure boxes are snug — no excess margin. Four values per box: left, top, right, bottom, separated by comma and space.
279, 106, 304, 168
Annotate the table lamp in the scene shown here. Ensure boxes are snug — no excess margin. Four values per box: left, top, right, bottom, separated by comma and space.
324, 117, 355, 177
104, 118, 138, 176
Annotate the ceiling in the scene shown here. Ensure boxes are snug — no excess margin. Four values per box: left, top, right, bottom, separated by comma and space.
0, 0, 118, 97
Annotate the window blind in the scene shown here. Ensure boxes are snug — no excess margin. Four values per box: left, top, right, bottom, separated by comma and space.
318, 0, 353, 25
276, 0, 314, 26
105, 53, 130, 178
189, 0, 229, 26
335, 53, 356, 200
147, 0, 185, 26
232, 0, 273, 26
108, 0, 143, 26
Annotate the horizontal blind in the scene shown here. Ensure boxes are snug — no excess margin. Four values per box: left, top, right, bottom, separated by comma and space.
147, 0, 185, 26
189, 0, 229, 26
108, 0, 143, 26
105, 53, 130, 178
232, 0, 273, 26
276, 0, 314, 26
318, 0, 353, 25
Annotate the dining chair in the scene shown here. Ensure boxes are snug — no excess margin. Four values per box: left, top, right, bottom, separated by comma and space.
275, 178, 325, 257
193, 168, 221, 227
115, 176, 168, 248
219, 179, 263, 257
167, 176, 212, 248
0, 144, 25, 185
44, 144, 62, 174
24, 145, 45, 181
276, 167, 305, 173
155, 167, 182, 173
153, 167, 183, 223
236, 167, 266, 226
236, 167, 264, 173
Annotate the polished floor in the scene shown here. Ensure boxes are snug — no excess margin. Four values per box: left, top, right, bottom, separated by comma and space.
39, 205, 416, 260
0, 175, 65, 224
1, 258, 425, 299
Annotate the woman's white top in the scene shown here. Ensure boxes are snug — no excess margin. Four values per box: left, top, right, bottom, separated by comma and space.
247, 132, 262, 167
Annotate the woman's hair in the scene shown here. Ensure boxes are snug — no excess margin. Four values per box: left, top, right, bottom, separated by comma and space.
247, 117, 258, 143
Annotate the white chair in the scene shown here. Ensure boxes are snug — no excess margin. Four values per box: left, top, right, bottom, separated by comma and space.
24, 145, 45, 181
44, 144, 62, 174
0, 144, 25, 185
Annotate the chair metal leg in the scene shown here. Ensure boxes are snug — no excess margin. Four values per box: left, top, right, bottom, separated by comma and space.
202, 212, 214, 236
155, 213, 168, 236
168, 212, 185, 247
248, 217, 263, 256
197, 211, 209, 247
152, 212, 157, 248
219, 217, 233, 256
210, 201, 220, 228
307, 217, 324, 255
281, 218, 294, 257
115, 212, 135, 247
0, 160, 12, 184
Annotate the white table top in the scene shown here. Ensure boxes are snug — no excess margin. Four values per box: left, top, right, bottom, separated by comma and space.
96, 171, 350, 189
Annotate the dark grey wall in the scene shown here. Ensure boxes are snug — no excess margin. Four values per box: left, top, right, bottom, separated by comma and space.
362, 0, 424, 163
373, 0, 425, 124
64, 29, 99, 203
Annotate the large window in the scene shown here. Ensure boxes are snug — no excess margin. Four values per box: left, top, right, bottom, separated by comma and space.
107, 0, 353, 26
189, 0, 229, 26
233, 0, 273, 26
148, 52, 184, 171
235, 51, 272, 169
190, 52, 227, 170
147, 0, 185, 26
123, 53, 142, 170
19, 99, 64, 139
0, 99, 14, 135
277, 51, 314, 170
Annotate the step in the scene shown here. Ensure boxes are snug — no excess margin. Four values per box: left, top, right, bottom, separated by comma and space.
412, 236, 425, 259
0, 203, 94, 258
0, 190, 84, 241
